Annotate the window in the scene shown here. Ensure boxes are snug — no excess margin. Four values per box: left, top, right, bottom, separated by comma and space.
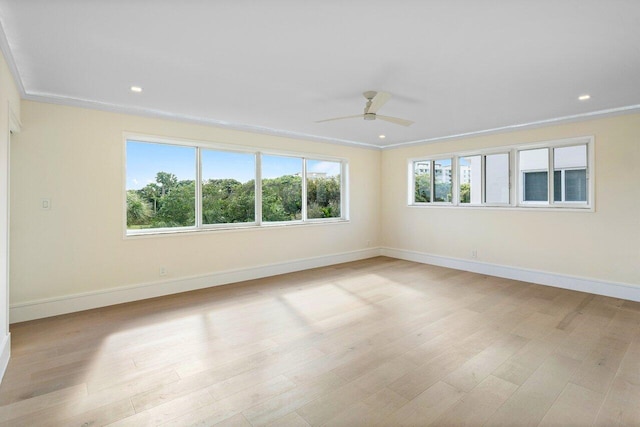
414, 161, 431, 203
412, 158, 453, 204
307, 160, 342, 219
553, 145, 587, 202
125, 138, 347, 235
485, 153, 510, 204
459, 153, 509, 205
201, 150, 256, 225
409, 136, 592, 210
459, 155, 481, 204
517, 143, 589, 205
261, 155, 303, 222
519, 148, 549, 203
434, 159, 453, 202
126, 141, 196, 230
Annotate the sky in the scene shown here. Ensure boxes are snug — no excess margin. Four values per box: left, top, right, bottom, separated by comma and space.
126, 140, 341, 190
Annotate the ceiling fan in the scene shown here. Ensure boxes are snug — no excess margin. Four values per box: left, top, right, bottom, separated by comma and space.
316, 91, 414, 127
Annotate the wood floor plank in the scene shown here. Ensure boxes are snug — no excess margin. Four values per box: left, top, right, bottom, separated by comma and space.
492, 338, 561, 386
241, 372, 346, 426
265, 411, 312, 427
160, 374, 298, 426
387, 343, 480, 401
383, 380, 464, 426
319, 388, 407, 427
594, 340, 640, 426
213, 413, 253, 427
443, 333, 529, 392
433, 374, 518, 426
107, 388, 214, 426
570, 335, 629, 394
485, 353, 582, 426
0, 383, 87, 423
1, 257, 638, 426
296, 382, 370, 426
538, 382, 605, 427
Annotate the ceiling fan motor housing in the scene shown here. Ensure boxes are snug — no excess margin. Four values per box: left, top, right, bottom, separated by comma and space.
363, 91, 377, 119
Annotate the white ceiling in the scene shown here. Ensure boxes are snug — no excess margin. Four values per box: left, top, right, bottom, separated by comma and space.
0, 1, 639, 148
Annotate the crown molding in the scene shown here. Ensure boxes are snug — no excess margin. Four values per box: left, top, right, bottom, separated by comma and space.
23, 89, 640, 152
0, 17, 25, 96
23, 91, 382, 151
381, 104, 640, 150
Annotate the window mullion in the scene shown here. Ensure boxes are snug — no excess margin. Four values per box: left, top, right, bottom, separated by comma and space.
301, 158, 308, 221
195, 147, 202, 228
452, 156, 458, 205
255, 152, 262, 225
548, 147, 554, 204
481, 155, 487, 204
511, 149, 517, 206
429, 161, 433, 203
341, 161, 347, 220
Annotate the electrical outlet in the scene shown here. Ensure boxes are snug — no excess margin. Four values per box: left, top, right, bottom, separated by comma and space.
159, 267, 167, 276
471, 249, 477, 259
366, 240, 371, 247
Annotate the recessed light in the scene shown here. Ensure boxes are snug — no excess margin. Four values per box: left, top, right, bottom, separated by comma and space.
379, 134, 386, 139
130, 86, 142, 93
578, 94, 591, 101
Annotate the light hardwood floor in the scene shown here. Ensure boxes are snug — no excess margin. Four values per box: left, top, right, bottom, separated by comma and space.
1, 257, 639, 426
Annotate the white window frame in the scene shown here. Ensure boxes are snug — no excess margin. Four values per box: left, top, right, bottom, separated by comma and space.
554, 167, 588, 203
408, 156, 455, 205
259, 152, 305, 226
458, 154, 482, 206
456, 150, 512, 207
408, 136, 594, 211
199, 148, 259, 229
515, 138, 593, 208
304, 158, 347, 222
124, 133, 349, 237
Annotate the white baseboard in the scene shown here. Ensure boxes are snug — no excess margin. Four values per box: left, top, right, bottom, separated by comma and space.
381, 247, 640, 302
0, 333, 10, 382
10, 248, 382, 323
11, 246, 638, 323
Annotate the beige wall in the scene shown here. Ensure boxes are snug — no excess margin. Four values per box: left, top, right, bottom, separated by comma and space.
8, 100, 640, 313
9, 101, 381, 304
381, 114, 640, 287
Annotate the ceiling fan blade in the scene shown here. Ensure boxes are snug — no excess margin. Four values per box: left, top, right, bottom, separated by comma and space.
376, 115, 414, 127
366, 91, 392, 114
315, 114, 364, 123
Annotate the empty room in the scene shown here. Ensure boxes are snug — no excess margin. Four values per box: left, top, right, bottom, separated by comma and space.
0, 1, 639, 426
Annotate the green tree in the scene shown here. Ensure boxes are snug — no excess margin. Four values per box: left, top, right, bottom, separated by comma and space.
262, 175, 302, 221
155, 180, 195, 227
139, 183, 161, 213
434, 182, 452, 202
307, 176, 341, 218
156, 172, 178, 197
459, 183, 470, 203
126, 191, 152, 226
202, 178, 255, 224
415, 173, 431, 202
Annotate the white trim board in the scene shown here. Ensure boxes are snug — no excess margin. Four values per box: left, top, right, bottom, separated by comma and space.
0, 333, 9, 382
9, 248, 381, 323
381, 247, 640, 302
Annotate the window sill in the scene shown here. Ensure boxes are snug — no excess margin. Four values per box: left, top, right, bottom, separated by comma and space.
124, 218, 350, 239
407, 204, 594, 212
